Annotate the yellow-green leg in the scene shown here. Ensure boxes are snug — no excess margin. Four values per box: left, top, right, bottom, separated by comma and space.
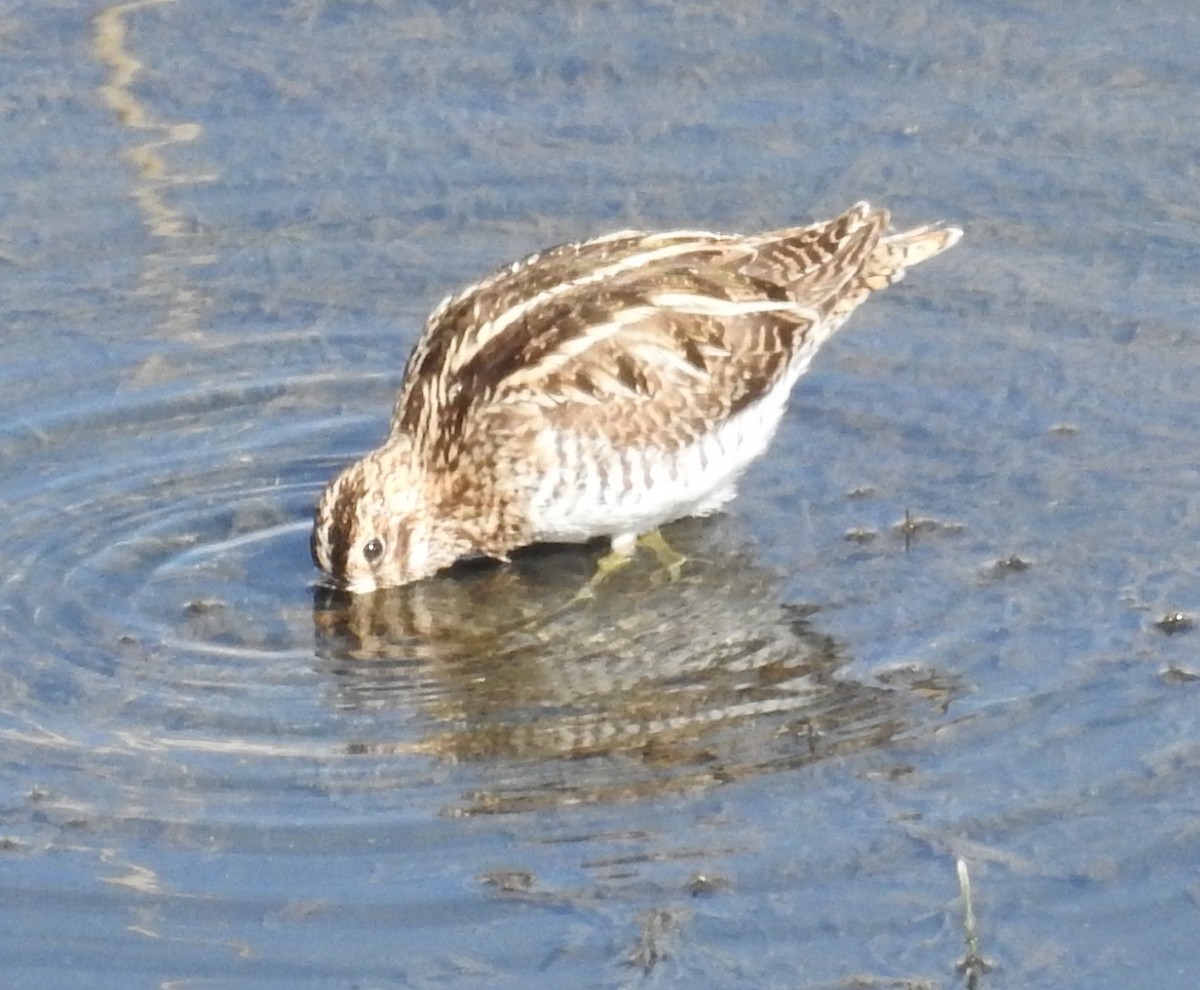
637, 529, 690, 582
573, 529, 689, 602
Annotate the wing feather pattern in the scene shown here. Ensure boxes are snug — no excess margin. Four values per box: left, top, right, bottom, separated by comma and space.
390, 203, 930, 467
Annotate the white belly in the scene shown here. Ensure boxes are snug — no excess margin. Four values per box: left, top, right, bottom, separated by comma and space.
526, 384, 792, 543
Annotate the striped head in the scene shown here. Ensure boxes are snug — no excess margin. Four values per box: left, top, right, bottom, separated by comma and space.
310, 437, 462, 593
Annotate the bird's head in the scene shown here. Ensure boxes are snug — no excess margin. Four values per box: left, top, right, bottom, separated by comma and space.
310, 437, 464, 593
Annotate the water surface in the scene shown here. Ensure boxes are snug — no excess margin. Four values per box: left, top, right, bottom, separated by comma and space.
3, 2, 1200, 987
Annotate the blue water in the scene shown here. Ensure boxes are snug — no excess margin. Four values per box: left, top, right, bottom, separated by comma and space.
3, 1, 1200, 987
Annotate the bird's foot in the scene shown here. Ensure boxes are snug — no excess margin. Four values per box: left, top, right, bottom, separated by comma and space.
572, 529, 689, 602
636, 529, 689, 584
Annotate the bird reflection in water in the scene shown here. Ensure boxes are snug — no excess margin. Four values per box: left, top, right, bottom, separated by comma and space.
311, 519, 958, 814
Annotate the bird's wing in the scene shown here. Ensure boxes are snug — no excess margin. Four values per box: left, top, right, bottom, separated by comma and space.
392, 205, 891, 467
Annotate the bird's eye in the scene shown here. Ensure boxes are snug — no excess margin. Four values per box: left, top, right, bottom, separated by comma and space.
362, 537, 385, 562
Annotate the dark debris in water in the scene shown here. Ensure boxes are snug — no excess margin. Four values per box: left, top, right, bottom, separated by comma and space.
844, 527, 878, 544
480, 869, 536, 894
686, 872, 730, 897
183, 599, 226, 616
1155, 612, 1194, 635
1160, 665, 1199, 684
988, 554, 1032, 578
896, 509, 964, 549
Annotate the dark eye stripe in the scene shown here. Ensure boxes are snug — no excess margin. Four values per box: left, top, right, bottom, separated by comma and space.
327, 473, 365, 581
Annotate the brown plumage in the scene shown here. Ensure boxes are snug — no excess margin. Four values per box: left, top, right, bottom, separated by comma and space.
312, 202, 961, 592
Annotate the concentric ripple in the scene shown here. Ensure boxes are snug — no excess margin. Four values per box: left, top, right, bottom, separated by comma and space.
0, 353, 956, 837
0, 365, 384, 826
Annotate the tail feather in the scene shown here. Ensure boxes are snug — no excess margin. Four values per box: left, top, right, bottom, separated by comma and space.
816, 213, 961, 328
861, 222, 963, 291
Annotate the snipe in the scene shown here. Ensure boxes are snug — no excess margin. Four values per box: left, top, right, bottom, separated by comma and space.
312, 202, 962, 592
